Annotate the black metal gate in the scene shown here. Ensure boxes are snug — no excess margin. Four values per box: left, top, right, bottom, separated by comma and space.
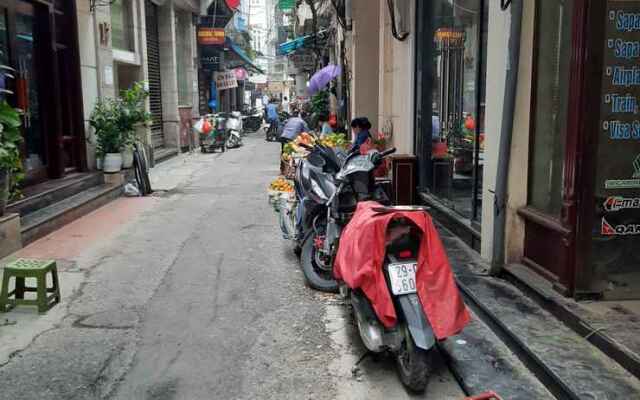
145, 0, 164, 149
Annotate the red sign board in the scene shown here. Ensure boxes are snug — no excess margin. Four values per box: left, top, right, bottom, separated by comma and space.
225, 0, 240, 9
198, 27, 225, 45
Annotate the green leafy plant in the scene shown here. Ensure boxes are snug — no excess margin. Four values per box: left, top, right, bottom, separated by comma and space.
90, 81, 150, 155
90, 97, 121, 156
118, 82, 151, 150
311, 90, 329, 115
0, 100, 24, 198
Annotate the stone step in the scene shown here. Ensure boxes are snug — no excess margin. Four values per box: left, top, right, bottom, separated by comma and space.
6, 173, 104, 217
437, 229, 640, 399
21, 184, 123, 245
439, 310, 554, 400
451, 261, 640, 399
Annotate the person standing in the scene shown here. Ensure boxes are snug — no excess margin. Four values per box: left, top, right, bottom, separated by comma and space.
282, 96, 291, 114
278, 111, 310, 174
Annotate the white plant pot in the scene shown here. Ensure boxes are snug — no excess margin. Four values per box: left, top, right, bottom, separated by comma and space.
96, 157, 103, 171
103, 153, 123, 173
121, 148, 134, 169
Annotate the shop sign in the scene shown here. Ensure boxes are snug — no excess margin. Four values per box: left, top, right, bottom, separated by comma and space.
435, 28, 465, 44
603, 196, 640, 211
601, 217, 640, 235
214, 70, 238, 90
198, 27, 225, 45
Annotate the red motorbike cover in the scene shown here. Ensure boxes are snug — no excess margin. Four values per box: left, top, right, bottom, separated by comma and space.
334, 201, 470, 339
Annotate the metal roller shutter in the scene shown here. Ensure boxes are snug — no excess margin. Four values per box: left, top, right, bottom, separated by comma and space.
145, 0, 164, 149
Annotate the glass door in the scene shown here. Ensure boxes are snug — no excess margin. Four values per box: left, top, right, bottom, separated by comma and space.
15, 1, 45, 179
0, 0, 51, 182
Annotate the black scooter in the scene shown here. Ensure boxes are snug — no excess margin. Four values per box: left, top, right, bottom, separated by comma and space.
295, 144, 394, 292
242, 106, 263, 133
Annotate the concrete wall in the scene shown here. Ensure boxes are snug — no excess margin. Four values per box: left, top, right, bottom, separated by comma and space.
77, 0, 197, 163
377, 0, 415, 154
504, 0, 535, 263
350, 0, 380, 132
479, 3, 509, 261
76, 0, 98, 169
158, 4, 180, 149
480, 1, 535, 263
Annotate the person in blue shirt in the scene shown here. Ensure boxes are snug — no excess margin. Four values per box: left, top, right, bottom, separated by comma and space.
351, 117, 372, 153
266, 99, 280, 132
280, 111, 310, 142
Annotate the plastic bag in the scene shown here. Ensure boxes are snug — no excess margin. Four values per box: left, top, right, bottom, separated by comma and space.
124, 183, 141, 197
194, 117, 212, 134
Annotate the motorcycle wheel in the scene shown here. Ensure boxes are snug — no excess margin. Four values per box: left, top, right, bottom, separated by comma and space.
395, 330, 434, 393
301, 232, 338, 293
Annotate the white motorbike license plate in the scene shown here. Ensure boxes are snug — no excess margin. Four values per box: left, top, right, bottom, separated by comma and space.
388, 262, 418, 295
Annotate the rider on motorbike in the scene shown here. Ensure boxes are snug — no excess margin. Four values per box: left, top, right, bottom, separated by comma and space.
266, 98, 280, 133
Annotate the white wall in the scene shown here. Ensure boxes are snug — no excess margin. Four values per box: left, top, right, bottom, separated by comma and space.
480, 2, 510, 261
505, 0, 535, 263
350, 0, 380, 131
480, 1, 535, 263
377, 0, 415, 154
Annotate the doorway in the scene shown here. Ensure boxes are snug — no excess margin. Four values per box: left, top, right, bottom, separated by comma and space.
0, 0, 84, 184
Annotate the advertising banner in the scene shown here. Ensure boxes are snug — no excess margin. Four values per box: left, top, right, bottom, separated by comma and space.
592, 0, 640, 298
198, 27, 225, 45
214, 70, 238, 90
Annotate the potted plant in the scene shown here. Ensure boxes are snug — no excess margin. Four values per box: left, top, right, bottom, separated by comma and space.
0, 100, 23, 216
90, 97, 123, 173
118, 82, 151, 169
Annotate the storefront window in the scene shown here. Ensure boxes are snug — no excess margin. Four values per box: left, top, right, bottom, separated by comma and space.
429, 0, 487, 222
528, 0, 573, 216
588, 0, 640, 299
111, 0, 135, 52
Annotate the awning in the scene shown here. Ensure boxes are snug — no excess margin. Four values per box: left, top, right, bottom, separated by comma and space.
277, 30, 329, 56
225, 37, 264, 74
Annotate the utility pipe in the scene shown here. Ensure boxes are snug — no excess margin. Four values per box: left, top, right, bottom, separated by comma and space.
490, 0, 523, 274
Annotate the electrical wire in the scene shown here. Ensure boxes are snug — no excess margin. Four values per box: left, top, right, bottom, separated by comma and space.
386, 0, 409, 41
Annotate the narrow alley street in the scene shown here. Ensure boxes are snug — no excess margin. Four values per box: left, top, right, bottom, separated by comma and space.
0, 131, 464, 400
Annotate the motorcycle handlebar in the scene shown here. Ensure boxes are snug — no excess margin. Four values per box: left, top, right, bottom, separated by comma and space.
379, 147, 397, 158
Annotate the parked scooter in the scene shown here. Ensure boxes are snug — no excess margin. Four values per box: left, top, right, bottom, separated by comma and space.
225, 112, 243, 148
337, 204, 451, 393
242, 106, 263, 133
296, 145, 394, 291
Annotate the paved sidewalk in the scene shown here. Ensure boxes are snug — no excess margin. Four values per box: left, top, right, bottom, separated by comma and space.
0, 152, 200, 366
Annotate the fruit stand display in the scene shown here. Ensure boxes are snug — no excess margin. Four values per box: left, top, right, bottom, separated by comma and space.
268, 176, 297, 239
269, 131, 350, 240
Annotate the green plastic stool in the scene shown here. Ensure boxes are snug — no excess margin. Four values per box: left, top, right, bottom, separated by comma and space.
0, 259, 61, 313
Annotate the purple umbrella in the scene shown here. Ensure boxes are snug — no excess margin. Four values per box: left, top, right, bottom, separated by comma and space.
307, 64, 342, 95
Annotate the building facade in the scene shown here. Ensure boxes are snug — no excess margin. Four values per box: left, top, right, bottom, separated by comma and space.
0, 1, 85, 184
348, 0, 640, 301
78, 0, 199, 165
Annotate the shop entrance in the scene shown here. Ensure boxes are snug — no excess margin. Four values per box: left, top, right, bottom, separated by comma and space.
414, 0, 488, 247
0, 0, 84, 184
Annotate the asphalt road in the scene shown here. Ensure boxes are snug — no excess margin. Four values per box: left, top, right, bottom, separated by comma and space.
0, 131, 465, 399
